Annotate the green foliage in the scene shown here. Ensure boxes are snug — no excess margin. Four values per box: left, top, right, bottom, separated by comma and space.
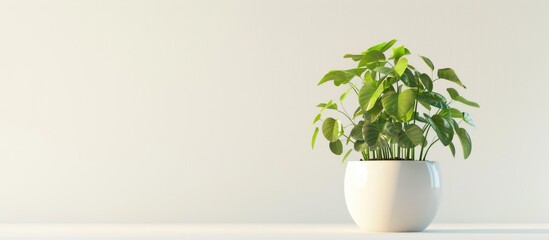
313, 40, 479, 161
322, 118, 342, 142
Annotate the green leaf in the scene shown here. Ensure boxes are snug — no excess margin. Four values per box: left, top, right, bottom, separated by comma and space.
373, 66, 394, 76
383, 121, 402, 139
318, 70, 351, 86
419, 73, 433, 92
392, 45, 410, 62
322, 118, 342, 142
400, 68, 418, 87
418, 99, 431, 110
358, 50, 385, 67
362, 122, 384, 148
353, 107, 363, 119
358, 80, 384, 111
438, 68, 466, 88
311, 127, 319, 149
341, 149, 353, 163
382, 89, 417, 120
393, 57, 408, 76
367, 39, 397, 52
417, 92, 449, 109
463, 112, 475, 126
447, 88, 480, 108
313, 113, 321, 124
456, 128, 472, 159
329, 139, 343, 155
318, 68, 367, 86
447, 88, 459, 99
350, 122, 364, 140
419, 55, 434, 71
364, 100, 383, 122
353, 140, 367, 152
413, 112, 427, 123
317, 102, 337, 111
424, 114, 454, 146
380, 39, 397, 52
448, 142, 456, 157
439, 108, 463, 119
343, 54, 363, 61
340, 88, 351, 102
398, 124, 424, 148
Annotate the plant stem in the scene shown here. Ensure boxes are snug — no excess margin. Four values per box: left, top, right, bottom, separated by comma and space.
419, 126, 431, 160
348, 82, 360, 94
423, 139, 440, 160
336, 109, 356, 126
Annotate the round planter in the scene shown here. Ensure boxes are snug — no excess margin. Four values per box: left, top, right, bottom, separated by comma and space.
344, 160, 441, 232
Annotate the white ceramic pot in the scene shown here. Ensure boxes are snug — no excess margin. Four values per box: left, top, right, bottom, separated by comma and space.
344, 160, 441, 232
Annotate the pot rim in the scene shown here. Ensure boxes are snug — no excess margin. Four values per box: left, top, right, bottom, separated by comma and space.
347, 160, 437, 163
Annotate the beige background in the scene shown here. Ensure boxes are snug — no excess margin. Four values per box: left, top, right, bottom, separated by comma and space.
0, 0, 547, 223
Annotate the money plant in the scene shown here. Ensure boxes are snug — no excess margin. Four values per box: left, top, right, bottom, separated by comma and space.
311, 40, 479, 162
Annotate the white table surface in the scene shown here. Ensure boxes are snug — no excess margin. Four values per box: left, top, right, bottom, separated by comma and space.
0, 224, 547, 240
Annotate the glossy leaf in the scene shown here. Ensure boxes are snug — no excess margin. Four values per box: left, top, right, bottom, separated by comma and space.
447, 88, 480, 108
363, 122, 384, 148
417, 92, 448, 109
463, 112, 475, 126
316, 102, 337, 111
438, 68, 466, 88
373, 66, 394, 76
400, 68, 418, 87
380, 39, 397, 52
358, 51, 385, 67
392, 45, 410, 62
343, 54, 363, 61
419, 73, 433, 92
367, 39, 397, 52
354, 140, 367, 151
424, 114, 454, 146
350, 121, 365, 140
329, 140, 343, 155
448, 142, 456, 157
340, 88, 351, 102
419, 55, 434, 71
413, 112, 427, 123
318, 68, 367, 86
439, 108, 463, 119
382, 90, 417, 120
353, 107, 363, 119
364, 100, 383, 122
322, 118, 342, 142
311, 127, 319, 149
394, 57, 408, 76
313, 113, 321, 124
358, 80, 381, 111
398, 124, 424, 148
456, 128, 472, 159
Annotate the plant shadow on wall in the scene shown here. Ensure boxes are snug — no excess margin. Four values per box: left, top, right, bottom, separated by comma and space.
311, 39, 480, 162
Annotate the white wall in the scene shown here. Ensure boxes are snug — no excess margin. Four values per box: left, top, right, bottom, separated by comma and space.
0, 0, 548, 223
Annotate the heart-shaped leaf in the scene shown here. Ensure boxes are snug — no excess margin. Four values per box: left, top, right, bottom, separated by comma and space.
424, 114, 454, 146
398, 124, 424, 148
329, 139, 343, 155
394, 57, 408, 76
438, 68, 466, 88
362, 122, 385, 148
382, 89, 417, 120
322, 118, 342, 142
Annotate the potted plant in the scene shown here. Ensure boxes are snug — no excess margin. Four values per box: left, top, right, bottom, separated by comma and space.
311, 40, 479, 232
